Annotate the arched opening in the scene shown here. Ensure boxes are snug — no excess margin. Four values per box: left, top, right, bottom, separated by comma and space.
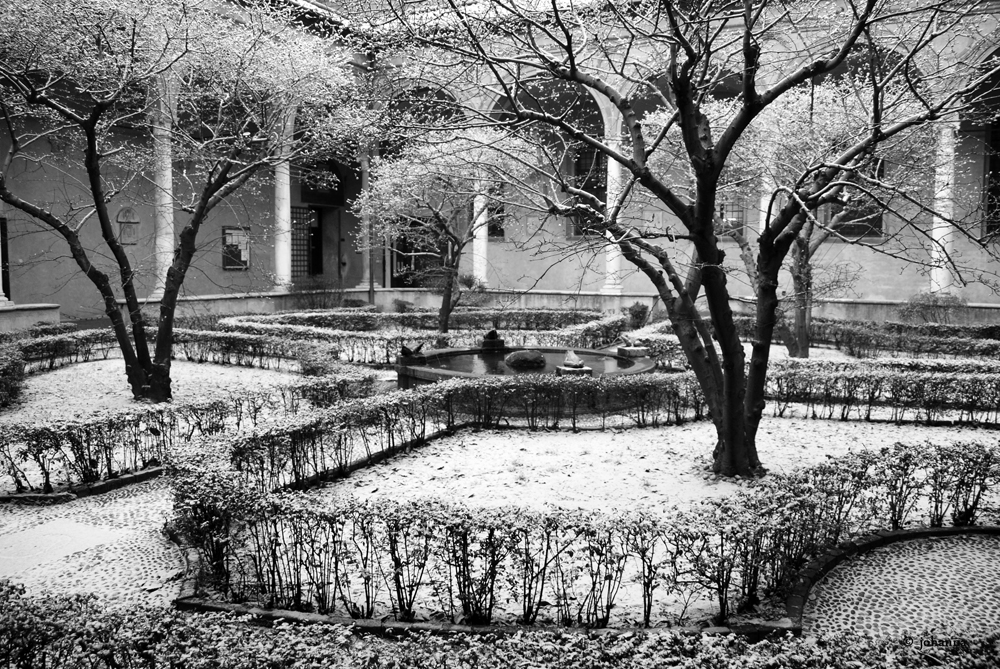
382, 85, 463, 288
381, 85, 462, 158
811, 45, 914, 238
493, 80, 606, 237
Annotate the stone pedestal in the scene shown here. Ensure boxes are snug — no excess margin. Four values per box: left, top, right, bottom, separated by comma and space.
617, 346, 649, 358
556, 365, 592, 377
482, 339, 506, 350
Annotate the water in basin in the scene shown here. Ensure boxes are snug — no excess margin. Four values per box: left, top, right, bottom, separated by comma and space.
421, 350, 632, 376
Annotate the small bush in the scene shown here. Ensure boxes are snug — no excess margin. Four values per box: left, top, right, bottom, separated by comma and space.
624, 302, 649, 329
393, 298, 417, 313
899, 290, 969, 324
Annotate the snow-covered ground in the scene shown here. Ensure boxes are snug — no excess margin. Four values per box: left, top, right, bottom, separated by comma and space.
308, 419, 999, 511
0, 359, 302, 423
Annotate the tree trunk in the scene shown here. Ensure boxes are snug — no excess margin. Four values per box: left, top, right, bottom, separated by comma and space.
789, 241, 812, 358
775, 313, 800, 357
701, 264, 759, 477
438, 266, 459, 333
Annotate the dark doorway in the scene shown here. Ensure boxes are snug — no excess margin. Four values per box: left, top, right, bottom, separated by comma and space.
291, 206, 323, 277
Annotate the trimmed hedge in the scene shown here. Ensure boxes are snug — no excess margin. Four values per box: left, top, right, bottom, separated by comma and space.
173, 435, 1000, 628
2, 582, 996, 669
0, 321, 77, 343
229, 308, 608, 332
175, 365, 1000, 501
220, 314, 628, 364
730, 314, 1000, 359
0, 369, 375, 494
7, 327, 345, 375
0, 343, 25, 408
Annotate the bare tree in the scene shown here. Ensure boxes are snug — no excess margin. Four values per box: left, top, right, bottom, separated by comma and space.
0, 0, 357, 400
354, 129, 534, 331
347, 0, 1000, 475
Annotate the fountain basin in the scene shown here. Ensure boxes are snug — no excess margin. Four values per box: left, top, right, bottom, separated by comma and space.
396, 347, 655, 389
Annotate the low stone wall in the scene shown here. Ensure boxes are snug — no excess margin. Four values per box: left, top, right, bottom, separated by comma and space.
0, 304, 60, 333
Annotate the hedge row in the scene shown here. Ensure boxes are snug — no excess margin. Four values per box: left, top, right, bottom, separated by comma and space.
173, 440, 999, 627
14, 327, 333, 375
0, 368, 375, 494
728, 314, 1000, 359
231, 308, 607, 333
172, 306, 378, 332
2, 582, 995, 669
219, 314, 628, 364
0, 321, 77, 343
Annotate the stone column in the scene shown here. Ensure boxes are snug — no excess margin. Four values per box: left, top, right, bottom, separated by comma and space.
150, 72, 177, 300
600, 150, 623, 296
0, 214, 9, 305
355, 145, 382, 290
930, 116, 959, 293
758, 173, 775, 234
272, 107, 296, 291
472, 190, 489, 285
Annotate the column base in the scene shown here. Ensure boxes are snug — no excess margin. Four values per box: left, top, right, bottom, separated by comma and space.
599, 283, 623, 296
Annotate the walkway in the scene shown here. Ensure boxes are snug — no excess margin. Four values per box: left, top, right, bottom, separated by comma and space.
0, 478, 184, 606
803, 534, 1000, 638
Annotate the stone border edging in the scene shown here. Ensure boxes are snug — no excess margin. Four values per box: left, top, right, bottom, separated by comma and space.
0, 466, 164, 505
785, 525, 1000, 628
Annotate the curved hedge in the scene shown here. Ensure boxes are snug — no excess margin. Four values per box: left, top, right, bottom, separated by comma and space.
0, 367, 375, 494
0, 326, 375, 494
173, 428, 1000, 628
14, 327, 329, 374
219, 313, 628, 364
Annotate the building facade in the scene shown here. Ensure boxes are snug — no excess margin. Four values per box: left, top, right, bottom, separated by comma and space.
2, 1, 999, 323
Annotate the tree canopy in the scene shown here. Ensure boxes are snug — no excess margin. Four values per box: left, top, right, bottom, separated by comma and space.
0, 0, 360, 400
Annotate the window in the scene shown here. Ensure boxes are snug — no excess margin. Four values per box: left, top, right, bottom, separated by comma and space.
116, 208, 139, 246
717, 197, 746, 234
485, 184, 507, 239
222, 227, 250, 270
986, 125, 1000, 237
291, 206, 322, 277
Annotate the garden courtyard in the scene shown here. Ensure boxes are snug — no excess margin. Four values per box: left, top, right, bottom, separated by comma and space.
2, 308, 1000, 667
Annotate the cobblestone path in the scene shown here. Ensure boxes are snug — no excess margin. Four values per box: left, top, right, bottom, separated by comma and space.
804, 534, 1000, 638
0, 478, 184, 606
